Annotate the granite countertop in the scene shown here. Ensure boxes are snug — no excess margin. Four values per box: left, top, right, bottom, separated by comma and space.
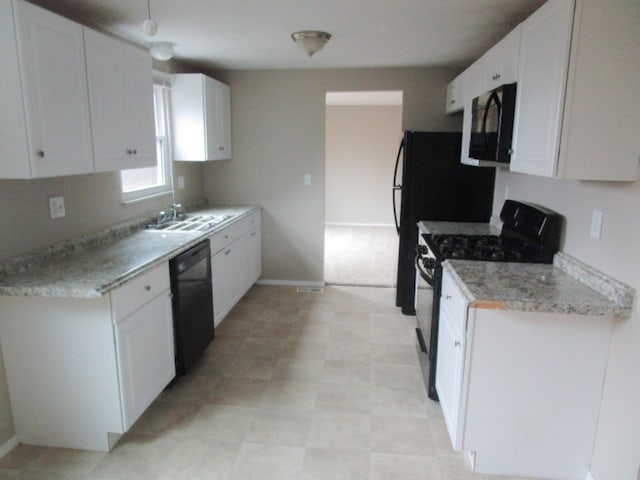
443, 255, 634, 319
418, 220, 500, 237
0, 205, 260, 299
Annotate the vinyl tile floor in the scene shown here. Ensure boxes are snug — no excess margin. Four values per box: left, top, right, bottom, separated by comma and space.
0, 286, 540, 480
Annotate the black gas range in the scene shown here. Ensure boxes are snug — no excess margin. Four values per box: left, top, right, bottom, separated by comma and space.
415, 200, 562, 400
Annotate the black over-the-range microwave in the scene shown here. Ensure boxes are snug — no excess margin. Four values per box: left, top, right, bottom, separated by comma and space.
468, 83, 517, 165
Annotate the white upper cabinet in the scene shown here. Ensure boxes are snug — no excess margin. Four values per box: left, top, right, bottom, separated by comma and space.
171, 73, 232, 162
0, 0, 93, 179
511, 0, 640, 180
445, 70, 466, 114
481, 25, 521, 92
85, 29, 156, 172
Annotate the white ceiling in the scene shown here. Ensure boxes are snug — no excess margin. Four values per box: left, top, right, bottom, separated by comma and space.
28, 0, 546, 72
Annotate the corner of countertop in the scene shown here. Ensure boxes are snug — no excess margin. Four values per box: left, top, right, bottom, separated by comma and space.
553, 252, 635, 319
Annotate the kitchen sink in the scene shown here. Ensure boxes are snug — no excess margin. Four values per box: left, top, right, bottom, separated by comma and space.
146, 214, 234, 233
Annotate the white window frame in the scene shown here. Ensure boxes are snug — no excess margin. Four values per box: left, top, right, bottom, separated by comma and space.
120, 75, 173, 203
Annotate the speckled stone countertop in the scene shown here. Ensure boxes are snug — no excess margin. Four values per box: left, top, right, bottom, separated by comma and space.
0, 205, 260, 299
443, 254, 634, 318
418, 220, 500, 236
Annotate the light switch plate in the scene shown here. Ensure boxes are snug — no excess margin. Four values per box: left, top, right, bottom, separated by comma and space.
49, 196, 66, 219
590, 210, 603, 239
304, 174, 311, 186
177, 176, 185, 190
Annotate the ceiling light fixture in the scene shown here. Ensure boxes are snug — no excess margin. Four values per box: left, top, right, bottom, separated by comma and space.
142, 0, 158, 36
142, 0, 175, 61
291, 31, 331, 57
150, 42, 175, 61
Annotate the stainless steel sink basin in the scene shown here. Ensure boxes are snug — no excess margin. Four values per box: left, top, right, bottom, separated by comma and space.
146, 214, 234, 233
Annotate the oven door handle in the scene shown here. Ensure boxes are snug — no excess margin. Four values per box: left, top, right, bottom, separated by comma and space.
415, 255, 435, 287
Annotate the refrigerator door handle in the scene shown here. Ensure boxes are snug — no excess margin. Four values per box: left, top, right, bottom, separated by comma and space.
392, 138, 405, 235
392, 138, 404, 188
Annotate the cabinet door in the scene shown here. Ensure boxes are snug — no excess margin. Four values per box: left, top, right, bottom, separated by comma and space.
122, 43, 156, 168
85, 29, 155, 172
247, 229, 262, 286
227, 237, 248, 308
510, 0, 574, 177
115, 291, 175, 430
436, 304, 466, 451
483, 25, 521, 91
204, 77, 232, 161
445, 71, 465, 114
14, 0, 93, 178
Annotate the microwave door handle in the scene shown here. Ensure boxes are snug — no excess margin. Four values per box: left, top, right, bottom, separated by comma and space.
481, 90, 501, 159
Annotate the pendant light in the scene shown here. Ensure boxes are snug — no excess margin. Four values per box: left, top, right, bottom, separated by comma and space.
142, 0, 174, 61
291, 31, 332, 57
142, 0, 158, 36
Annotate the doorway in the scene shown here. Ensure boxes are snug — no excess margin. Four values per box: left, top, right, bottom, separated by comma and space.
324, 90, 403, 287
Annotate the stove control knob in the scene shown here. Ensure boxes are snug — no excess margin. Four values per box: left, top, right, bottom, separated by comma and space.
422, 257, 436, 269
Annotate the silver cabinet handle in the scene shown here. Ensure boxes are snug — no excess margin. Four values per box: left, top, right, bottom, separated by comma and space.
144, 285, 151, 292
218, 146, 224, 151
454, 341, 461, 347
225, 250, 231, 256
445, 295, 452, 300
37, 150, 45, 158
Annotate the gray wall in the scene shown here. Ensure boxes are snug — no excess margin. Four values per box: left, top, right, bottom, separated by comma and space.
325, 105, 402, 226
0, 164, 204, 259
493, 171, 640, 479
203, 67, 462, 283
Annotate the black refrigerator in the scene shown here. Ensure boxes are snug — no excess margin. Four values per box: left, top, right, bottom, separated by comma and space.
393, 131, 495, 315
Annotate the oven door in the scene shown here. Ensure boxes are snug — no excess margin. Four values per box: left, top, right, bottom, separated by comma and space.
414, 250, 435, 349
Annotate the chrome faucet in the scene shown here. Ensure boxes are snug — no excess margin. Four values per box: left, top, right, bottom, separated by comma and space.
167, 203, 183, 220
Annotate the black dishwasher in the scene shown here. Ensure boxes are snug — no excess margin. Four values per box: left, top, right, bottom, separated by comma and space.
169, 240, 214, 376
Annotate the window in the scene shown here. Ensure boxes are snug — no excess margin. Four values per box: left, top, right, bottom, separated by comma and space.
120, 81, 172, 202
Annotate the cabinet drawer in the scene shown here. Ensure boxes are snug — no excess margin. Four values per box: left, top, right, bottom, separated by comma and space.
208, 211, 261, 255
111, 263, 170, 323
440, 270, 468, 333
208, 224, 240, 255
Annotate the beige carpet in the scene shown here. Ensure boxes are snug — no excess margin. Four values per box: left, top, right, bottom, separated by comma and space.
324, 225, 399, 287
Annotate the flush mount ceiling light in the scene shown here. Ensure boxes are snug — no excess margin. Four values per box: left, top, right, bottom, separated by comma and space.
291, 31, 331, 57
142, 0, 175, 61
150, 41, 174, 61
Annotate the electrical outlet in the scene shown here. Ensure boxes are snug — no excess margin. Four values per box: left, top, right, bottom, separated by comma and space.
304, 174, 311, 186
504, 185, 510, 199
590, 210, 603, 239
49, 196, 66, 219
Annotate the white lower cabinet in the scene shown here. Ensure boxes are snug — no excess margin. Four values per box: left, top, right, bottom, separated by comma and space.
209, 211, 262, 326
0, 263, 174, 451
435, 302, 466, 451
114, 291, 174, 431
436, 267, 614, 480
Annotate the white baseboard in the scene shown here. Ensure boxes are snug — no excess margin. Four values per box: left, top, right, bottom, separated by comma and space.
585, 473, 595, 480
325, 222, 396, 228
256, 279, 325, 288
0, 436, 19, 459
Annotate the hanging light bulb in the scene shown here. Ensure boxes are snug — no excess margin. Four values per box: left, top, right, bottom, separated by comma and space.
142, 0, 158, 36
